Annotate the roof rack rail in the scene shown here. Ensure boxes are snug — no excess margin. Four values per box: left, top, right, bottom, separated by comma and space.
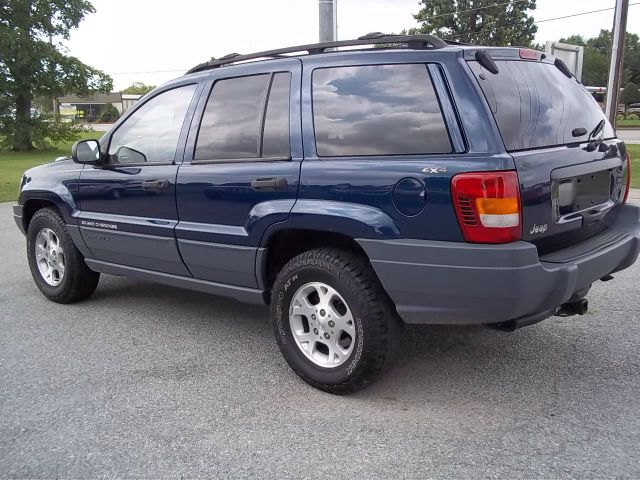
186, 33, 448, 74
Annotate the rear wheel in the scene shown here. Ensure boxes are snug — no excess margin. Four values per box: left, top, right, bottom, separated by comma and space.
271, 248, 400, 394
27, 208, 100, 303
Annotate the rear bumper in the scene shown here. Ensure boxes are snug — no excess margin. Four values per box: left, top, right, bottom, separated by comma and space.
13, 204, 25, 235
357, 204, 640, 325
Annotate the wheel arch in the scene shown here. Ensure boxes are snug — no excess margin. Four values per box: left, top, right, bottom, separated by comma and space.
21, 196, 63, 232
257, 202, 400, 294
259, 228, 379, 296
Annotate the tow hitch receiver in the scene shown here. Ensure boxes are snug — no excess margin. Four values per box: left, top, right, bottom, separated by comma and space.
555, 298, 588, 317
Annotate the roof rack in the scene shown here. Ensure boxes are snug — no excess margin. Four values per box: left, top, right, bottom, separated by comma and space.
186, 33, 448, 74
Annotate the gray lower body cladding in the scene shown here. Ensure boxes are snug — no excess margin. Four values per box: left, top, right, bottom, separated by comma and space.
358, 204, 640, 325
84, 259, 266, 305
13, 204, 25, 234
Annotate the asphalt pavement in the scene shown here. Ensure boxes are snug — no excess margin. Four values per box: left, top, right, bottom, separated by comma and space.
1, 201, 639, 478
618, 128, 640, 144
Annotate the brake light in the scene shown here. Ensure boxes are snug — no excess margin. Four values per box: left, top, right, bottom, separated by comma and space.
519, 48, 540, 60
623, 152, 632, 204
451, 171, 522, 243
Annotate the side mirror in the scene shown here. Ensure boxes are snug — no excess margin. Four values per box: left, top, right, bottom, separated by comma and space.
114, 146, 147, 164
71, 139, 103, 165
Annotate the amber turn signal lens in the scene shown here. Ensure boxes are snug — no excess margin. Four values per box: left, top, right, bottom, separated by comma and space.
475, 197, 519, 215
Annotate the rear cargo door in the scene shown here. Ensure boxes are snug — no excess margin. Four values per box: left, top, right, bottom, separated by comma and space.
468, 58, 628, 252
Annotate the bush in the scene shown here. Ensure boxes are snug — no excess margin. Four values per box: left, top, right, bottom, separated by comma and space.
99, 103, 120, 123
625, 113, 640, 120
0, 107, 86, 150
621, 82, 640, 110
31, 113, 85, 149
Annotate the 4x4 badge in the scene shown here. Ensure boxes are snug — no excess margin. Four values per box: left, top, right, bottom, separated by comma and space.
422, 167, 447, 174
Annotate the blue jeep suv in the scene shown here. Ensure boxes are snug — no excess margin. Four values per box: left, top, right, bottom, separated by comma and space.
13, 34, 640, 393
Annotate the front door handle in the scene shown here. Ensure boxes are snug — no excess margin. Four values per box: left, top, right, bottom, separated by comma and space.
142, 179, 170, 191
251, 177, 288, 191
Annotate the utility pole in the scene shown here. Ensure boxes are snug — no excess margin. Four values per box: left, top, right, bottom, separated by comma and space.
605, 0, 629, 128
49, 33, 59, 116
319, 0, 337, 43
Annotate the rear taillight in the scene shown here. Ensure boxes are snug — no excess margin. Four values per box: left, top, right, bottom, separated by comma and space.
623, 152, 632, 204
451, 171, 522, 243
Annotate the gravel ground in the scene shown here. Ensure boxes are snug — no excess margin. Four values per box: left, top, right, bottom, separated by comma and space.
1, 202, 639, 479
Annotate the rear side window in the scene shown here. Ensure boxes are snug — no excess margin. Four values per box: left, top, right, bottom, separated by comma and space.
469, 60, 615, 151
194, 72, 291, 161
262, 73, 291, 158
312, 64, 451, 157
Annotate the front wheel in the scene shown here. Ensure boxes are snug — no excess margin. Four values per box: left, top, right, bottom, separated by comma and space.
27, 208, 100, 303
271, 248, 400, 394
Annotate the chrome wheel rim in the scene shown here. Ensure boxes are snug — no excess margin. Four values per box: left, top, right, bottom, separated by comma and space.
289, 281, 356, 368
35, 228, 65, 287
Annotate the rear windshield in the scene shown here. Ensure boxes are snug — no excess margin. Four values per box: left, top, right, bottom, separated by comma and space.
468, 60, 614, 151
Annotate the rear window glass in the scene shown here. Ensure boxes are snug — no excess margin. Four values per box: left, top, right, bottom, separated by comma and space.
469, 60, 614, 151
312, 64, 452, 156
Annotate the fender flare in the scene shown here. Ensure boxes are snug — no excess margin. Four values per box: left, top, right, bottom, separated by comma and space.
255, 200, 401, 289
18, 189, 78, 228
260, 200, 400, 244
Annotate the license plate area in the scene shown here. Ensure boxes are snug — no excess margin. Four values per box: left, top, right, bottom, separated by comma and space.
555, 169, 612, 217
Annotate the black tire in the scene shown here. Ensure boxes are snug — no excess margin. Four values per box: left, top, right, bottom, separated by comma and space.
27, 207, 100, 303
271, 248, 400, 394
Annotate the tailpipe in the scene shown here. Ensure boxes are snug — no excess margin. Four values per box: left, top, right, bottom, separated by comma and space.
555, 298, 588, 317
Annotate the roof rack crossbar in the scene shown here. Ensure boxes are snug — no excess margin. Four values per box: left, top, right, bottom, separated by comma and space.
186, 34, 448, 74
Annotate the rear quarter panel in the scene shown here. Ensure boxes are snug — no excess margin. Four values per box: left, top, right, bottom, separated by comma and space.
295, 50, 513, 242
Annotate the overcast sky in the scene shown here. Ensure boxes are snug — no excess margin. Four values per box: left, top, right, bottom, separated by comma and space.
64, 0, 639, 90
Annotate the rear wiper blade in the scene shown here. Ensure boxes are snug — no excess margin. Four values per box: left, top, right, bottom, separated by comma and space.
588, 119, 605, 140
584, 119, 608, 152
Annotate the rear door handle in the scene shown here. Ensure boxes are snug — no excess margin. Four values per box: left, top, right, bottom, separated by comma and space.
251, 177, 288, 191
142, 179, 170, 191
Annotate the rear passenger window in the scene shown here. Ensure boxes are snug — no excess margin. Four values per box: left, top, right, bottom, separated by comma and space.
262, 73, 291, 158
312, 64, 451, 157
194, 72, 291, 161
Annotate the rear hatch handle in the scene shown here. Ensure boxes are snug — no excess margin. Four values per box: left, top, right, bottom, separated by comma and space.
558, 199, 616, 226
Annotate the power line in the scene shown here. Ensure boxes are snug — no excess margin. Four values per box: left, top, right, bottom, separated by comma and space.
110, 2, 640, 76
534, 3, 639, 24
418, 0, 531, 22
445, 2, 640, 41
107, 1, 534, 76
110, 68, 188, 75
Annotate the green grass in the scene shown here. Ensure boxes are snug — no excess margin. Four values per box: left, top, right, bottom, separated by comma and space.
617, 119, 640, 128
0, 131, 99, 202
626, 144, 640, 189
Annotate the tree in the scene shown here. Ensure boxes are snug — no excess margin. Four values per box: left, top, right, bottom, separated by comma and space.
410, 0, 537, 46
620, 82, 640, 114
122, 82, 155, 95
0, 1, 112, 151
560, 30, 640, 87
559, 34, 609, 86
99, 103, 120, 122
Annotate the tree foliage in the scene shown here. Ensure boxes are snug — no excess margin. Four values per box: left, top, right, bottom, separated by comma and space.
0, 0, 113, 150
560, 30, 640, 87
410, 0, 537, 46
99, 103, 120, 122
122, 82, 155, 95
620, 82, 640, 113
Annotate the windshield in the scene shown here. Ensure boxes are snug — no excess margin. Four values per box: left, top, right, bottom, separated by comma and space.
468, 60, 615, 151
